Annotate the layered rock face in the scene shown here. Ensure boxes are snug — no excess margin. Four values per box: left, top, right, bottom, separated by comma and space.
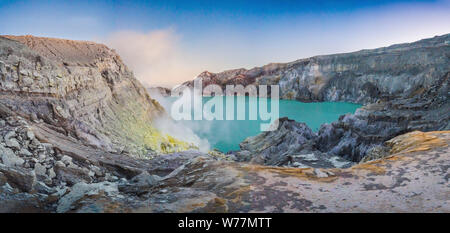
182, 34, 450, 163
315, 72, 449, 161
237, 118, 353, 168
0, 35, 191, 156
239, 72, 449, 163
183, 34, 449, 104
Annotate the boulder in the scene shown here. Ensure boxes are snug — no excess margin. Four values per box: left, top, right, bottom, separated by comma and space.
5, 136, 20, 150
54, 164, 92, 186
56, 181, 119, 213
0, 164, 36, 192
60, 155, 73, 166
0, 145, 24, 167
118, 171, 161, 195
33, 163, 47, 180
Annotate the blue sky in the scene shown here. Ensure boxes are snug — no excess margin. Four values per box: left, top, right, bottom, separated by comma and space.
1, 0, 449, 87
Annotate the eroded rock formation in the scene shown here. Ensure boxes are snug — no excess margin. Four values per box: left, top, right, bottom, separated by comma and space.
183, 34, 449, 104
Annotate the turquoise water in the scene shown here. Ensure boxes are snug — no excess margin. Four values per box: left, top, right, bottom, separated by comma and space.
164, 96, 361, 152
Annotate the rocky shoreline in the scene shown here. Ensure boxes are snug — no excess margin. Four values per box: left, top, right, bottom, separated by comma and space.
0, 34, 448, 212
236, 71, 449, 165
177, 34, 450, 164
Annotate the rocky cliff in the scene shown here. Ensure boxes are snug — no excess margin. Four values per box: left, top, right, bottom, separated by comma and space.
238, 73, 449, 163
181, 34, 450, 163
183, 34, 450, 104
0, 35, 192, 156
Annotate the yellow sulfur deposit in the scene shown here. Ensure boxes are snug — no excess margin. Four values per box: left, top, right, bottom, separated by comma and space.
106, 100, 197, 156
386, 131, 449, 154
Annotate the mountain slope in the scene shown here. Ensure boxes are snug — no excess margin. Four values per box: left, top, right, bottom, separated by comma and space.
0, 35, 192, 156
183, 33, 450, 104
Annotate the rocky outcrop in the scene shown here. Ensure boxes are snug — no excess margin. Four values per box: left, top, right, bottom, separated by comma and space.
183, 34, 449, 104
0, 113, 137, 211
236, 118, 353, 168
0, 35, 201, 212
315, 71, 449, 161
0, 35, 193, 156
237, 72, 449, 163
45, 131, 450, 213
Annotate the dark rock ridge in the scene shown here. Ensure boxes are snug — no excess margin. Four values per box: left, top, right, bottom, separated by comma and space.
237, 117, 353, 168
239, 71, 449, 162
181, 34, 450, 163
315, 72, 449, 161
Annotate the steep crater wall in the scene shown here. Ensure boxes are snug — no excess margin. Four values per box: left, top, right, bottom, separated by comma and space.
182, 34, 449, 104
0, 35, 192, 157
179, 34, 450, 163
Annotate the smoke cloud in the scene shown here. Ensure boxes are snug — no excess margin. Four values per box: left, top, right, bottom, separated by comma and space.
149, 89, 211, 152
105, 29, 200, 88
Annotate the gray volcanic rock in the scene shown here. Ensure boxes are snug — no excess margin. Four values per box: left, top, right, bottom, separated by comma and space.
237, 117, 353, 168
182, 34, 450, 163
0, 164, 36, 192
238, 74, 449, 163
316, 72, 449, 161
144, 150, 208, 176
56, 131, 450, 213
236, 70, 448, 163
0, 35, 191, 156
1, 144, 24, 167
118, 171, 161, 195
183, 34, 450, 104
238, 118, 317, 162
56, 181, 119, 213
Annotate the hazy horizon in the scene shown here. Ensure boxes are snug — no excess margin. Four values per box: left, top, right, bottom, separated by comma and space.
1, 0, 449, 87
